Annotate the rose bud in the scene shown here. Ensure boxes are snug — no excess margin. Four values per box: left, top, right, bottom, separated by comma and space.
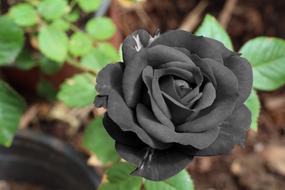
95, 29, 253, 181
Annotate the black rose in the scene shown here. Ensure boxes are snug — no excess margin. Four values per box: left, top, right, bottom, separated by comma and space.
95, 29, 253, 181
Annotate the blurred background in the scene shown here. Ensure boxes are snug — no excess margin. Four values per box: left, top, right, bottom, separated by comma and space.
0, 0, 285, 190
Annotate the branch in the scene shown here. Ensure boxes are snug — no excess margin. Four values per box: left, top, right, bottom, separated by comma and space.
179, 0, 209, 32
218, 0, 237, 28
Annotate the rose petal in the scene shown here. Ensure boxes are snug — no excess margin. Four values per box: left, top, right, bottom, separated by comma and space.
116, 143, 193, 181
185, 92, 203, 108
159, 76, 180, 100
154, 66, 196, 84
108, 89, 171, 149
150, 30, 234, 62
192, 82, 216, 111
191, 54, 217, 86
122, 45, 194, 107
122, 29, 151, 64
147, 45, 196, 67
142, 66, 175, 129
96, 62, 170, 149
224, 55, 253, 104
152, 70, 172, 118
136, 103, 220, 149
122, 49, 148, 107
162, 92, 193, 125
103, 114, 143, 146
159, 61, 203, 86
177, 57, 239, 133
151, 66, 201, 119
174, 47, 191, 57
180, 87, 200, 105
96, 62, 124, 95
94, 95, 107, 108
181, 104, 251, 156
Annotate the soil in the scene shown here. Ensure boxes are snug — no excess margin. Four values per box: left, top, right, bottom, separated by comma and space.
2, 0, 285, 190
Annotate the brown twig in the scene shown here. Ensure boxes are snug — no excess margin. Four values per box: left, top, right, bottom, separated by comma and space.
179, 0, 209, 32
218, 0, 238, 28
20, 104, 39, 129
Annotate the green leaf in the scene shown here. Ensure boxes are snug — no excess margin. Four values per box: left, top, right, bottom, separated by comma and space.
9, 3, 37, 27
0, 80, 26, 146
99, 162, 142, 190
144, 170, 194, 190
69, 32, 93, 57
36, 79, 57, 101
195, 14, 233, 50
245, 89, 261, 131
97, 43, 120, 61
14, 50, 36, 70
39, 56, 63, 75
0, 17, 24, 65
86, 17, 116, 40
57, 73, 96, 107
82, 118, 119, 164
76, 0, 102, 13
38, 0, 67, 21
65, 10, 80, 22
80, 44, 119, 72
240, 37, 285, 91
38, 25, 68, 63
50, 19, 70, 31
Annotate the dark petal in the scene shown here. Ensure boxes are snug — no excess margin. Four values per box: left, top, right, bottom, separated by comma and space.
152, 69, 172, 118
192, 82, 216, 111
163, 93, 192, 125
103, 114, 143, 146
176, 86, 191, 97
154, 66, 196, 84
143, 66, 174, 129
136, 103, 220, 149
136, 29, 152, 47
122, 45, 195, 107
174, 47, 191, 57
159, 61, 203, 86
182, 104, 251, 156
115, 142, 145, 166
116, 143, 193, 181
180, 86, 200, 105
96, 62, 124, 95
122, 29, 151, 64
162, 92, 189, 110
120, 30, 172, 107
94, 95, 107, 108
141, 86, 152, 108
224, 55, 253, 104
159, 76, 180, 101
203, 37, 235, 60
122, 49, 148, 107
107, 84, 170, 149
185, 92, 203, 108
191, 54, 217, 86
147, 45, 196, 67
142, 66, 175, 129
151, 66, 201, 121
177, 57, 239, 133
224, 104, 251, 146
150, 30, 234, 62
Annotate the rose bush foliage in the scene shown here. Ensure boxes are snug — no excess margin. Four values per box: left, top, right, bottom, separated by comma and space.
95, 29, 253, 181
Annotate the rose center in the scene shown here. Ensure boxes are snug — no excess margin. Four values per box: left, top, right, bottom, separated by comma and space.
173, 78, 196, 98
174, 79, 190, 89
